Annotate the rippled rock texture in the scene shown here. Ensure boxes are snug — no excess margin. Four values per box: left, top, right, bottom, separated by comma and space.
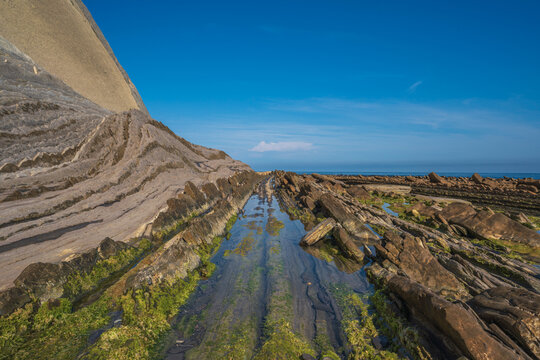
274, 171, 540, 360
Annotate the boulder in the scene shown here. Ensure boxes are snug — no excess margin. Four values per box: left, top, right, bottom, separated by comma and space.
0, 287, 31, 316
97, 237, 129, 258
14, 262, 73, 302
300, 195, 317, 211
184, 181, 206, 206
517, 184, 538, 193
471, 173, 484, 184
409, 202, 439, 217
300, 218, 336, 246
332, 226, 364, 262
515, 212, 533, 226
201, 182, 222, 200
439, 202, 478, 223
318, 193, 366, 236
518, 179, 540, 189
405, 175, 416, 182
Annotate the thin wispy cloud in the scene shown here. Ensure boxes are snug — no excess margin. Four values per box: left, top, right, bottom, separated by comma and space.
250, 141, 314, 152
407, 80, 423, 93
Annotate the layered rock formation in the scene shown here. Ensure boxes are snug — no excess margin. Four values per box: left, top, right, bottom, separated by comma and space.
337, 172, 540, 216
0, 35, 251, 293
0, 0, 147, 113
274, 171, 540, 360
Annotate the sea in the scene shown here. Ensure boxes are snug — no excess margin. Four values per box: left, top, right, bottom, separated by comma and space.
294, 171, 540, 179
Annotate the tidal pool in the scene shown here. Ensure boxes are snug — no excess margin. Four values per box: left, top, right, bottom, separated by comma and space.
165, 192, 372, 359
382, 202, 399, 217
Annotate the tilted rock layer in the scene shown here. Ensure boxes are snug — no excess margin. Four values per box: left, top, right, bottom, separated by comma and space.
0, 37, 251, 290
274, 171, 540, 360
0, 0, 147, 113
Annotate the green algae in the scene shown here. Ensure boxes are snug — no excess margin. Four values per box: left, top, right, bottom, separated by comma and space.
265, 215, 285, 237
253, 241, 316, 360
87, 231, 223, 360
86, 273, 202, 360
153, 211, 198, 242
0, 207, 233, 360
287, 206, 317, 224
371, 290, 431, 360
243, 219, 264, 235
0, 297, 111, 360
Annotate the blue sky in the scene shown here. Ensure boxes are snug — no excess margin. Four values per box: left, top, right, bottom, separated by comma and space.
85, 1, 540, 172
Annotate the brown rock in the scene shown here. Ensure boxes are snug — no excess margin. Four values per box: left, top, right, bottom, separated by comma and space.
318, 193, 367, 236
184, 181, 207, 206
97, 237, 129, 259
441, 203, 540, 246
300, 195, 316, 211
382, 234, 464, 297
516, 212, 532, 226
300, 218, 336, 245
0, 287, 31, 316
410, 202, 439, 217
405, 175, 416, 182
332, 226, 364, 262
202, 182, 222, 200
469, 286, 540, 358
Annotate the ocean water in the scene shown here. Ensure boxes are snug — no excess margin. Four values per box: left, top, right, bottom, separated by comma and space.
295, 171, 540, 179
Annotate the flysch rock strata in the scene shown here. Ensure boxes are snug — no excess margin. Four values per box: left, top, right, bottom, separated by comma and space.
0, 37, 252, 295
273, 170, 540, 360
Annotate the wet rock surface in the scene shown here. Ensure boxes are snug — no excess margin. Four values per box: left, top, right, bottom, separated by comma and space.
0, 36, 251, 292
300, 218, 336, 245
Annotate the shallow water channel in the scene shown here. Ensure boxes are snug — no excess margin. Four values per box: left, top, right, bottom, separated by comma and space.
165, 192, 373, 359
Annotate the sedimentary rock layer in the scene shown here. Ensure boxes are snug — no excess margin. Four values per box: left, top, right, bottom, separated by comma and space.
336, 173, 540, 216
0, 37, 251, 291
0, 171, 264, 316
273, 170, 540, 360
0, 0, 147, 113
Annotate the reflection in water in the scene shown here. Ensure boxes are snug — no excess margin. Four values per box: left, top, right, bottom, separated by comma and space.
165, 192, 372, 359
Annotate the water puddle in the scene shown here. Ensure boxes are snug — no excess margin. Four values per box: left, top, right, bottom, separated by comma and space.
165, 192, 373, 359
382, 202, 399, 217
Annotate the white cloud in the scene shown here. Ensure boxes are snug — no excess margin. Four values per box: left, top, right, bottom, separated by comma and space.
408, 80, 423, 93
249, 141, 313, 152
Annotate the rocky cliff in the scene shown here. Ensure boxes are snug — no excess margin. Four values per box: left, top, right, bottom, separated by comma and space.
0, 35, 251, 291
